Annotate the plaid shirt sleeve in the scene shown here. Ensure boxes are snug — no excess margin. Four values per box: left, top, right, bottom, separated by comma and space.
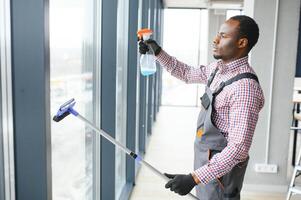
156, 50, 212, 84
194, 79, 264, 185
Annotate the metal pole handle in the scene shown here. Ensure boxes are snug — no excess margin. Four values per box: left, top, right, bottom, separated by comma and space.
53, 99, 200, 200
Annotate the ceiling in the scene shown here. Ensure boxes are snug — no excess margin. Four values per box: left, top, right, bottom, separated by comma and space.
162, 0, 244, 9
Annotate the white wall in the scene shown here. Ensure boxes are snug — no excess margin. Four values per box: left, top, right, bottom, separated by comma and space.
243, 0, 300, 191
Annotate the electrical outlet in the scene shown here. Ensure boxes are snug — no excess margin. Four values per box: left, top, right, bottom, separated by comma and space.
254, 163, 278, 173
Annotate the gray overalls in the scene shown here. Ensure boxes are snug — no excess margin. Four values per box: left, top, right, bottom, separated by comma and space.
194, 68, 259, 200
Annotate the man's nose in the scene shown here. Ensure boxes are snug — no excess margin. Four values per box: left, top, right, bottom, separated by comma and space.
213, 35, 219, 44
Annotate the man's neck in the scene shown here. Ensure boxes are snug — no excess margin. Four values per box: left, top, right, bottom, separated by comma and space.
221, 53, 248, 64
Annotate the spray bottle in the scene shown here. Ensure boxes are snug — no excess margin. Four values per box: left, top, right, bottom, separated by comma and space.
137, 28, 156, 76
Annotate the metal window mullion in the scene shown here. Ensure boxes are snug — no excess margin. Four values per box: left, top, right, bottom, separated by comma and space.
126, 0, 139, 184
139, 0, 149, 154
11, 0, 51, 199
135, 0, 142, 168
147, 0, 155, 135
100, 0, 118, 199
147, 76, 153, 135
153, 0, 158, 121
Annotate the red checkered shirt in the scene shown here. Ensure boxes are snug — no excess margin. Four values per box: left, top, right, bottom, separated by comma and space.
156, 50, 265, 185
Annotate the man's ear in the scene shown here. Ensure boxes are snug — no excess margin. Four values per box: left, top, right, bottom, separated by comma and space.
238, 38, 248, 49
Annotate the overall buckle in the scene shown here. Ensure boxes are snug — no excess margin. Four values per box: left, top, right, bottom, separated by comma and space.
200, 93, 210, 109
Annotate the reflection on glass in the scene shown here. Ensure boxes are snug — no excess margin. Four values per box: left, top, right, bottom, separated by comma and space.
115, 0, 129, 199
50, 0, 97, 199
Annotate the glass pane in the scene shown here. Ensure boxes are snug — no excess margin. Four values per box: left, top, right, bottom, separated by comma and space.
115, 0, 129, 198
50, 0, 100, 199
196, 9, 208, 107
162, 9, 202, 106
0, 46, 4, 200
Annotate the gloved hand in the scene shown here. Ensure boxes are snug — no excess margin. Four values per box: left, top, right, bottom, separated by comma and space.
164, 173, 197, 196
138, 39, 161, 56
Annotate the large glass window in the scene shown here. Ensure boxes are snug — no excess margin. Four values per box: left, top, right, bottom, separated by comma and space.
115, 0, 129, 198
50, 0, 101, 199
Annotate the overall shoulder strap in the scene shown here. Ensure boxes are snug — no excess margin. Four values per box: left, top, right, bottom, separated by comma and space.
213, 73, 259, 96
207, 67, 219, 87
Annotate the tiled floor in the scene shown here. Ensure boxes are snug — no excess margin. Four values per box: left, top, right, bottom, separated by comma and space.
129, 106, 294, 200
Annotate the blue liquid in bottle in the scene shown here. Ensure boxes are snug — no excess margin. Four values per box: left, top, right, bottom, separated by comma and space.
141, 69, 156, 76
140, 53, 156, 76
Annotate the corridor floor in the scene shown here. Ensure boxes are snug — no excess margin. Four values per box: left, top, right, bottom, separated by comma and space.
129, 106, 292, 200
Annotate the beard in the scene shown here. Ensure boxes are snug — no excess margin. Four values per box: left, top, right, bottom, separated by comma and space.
213, 54, 222, 60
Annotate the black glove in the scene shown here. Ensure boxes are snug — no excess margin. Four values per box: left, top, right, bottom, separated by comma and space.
164, 173, 197, 196
138, 39, 161, 56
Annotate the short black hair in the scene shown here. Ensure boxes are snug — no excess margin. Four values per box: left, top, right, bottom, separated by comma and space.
229, 15, 259, 52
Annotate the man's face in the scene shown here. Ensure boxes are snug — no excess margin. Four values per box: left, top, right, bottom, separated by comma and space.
212, 19, 242, 62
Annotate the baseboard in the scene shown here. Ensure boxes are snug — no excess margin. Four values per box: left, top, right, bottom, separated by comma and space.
242, 183, 288, 193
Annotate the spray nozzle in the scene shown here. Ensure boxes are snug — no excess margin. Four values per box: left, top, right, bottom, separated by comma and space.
137, 28, 153, 41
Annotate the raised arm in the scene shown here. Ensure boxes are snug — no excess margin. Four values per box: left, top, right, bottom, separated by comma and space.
139, 39, 213, 84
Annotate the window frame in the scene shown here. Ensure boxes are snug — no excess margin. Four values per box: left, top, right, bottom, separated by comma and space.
0, 0, 15, 199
